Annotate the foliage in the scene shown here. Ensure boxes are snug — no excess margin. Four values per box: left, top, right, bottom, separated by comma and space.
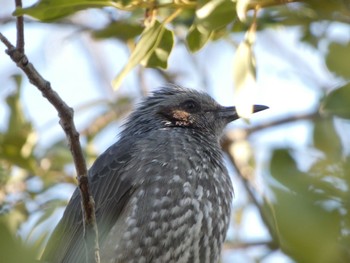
1, 0, 350, 262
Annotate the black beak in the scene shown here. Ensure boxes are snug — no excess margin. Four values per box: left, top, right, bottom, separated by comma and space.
219, 105, 269, 122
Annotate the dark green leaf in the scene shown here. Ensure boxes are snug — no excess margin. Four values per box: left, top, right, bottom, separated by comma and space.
265, 185, 342, 263
270, 149, 299, 179
14, 0, 122, 21
267, 148, 345, 262
323, 83, 350, 119
269, 149, 310, 194
269, 149, 326, 200
313, 118, 342, 159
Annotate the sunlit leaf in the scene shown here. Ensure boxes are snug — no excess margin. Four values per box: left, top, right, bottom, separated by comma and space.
232, 32, 256, 119
236, 0, 251, 22
141, 26, 174, 69
326, 42, 350, 78
112, 21, 173, 89
186, 24, 213, 52
322, 83, 350, 119
14, 0, 126, 21
196, 0, 236, 30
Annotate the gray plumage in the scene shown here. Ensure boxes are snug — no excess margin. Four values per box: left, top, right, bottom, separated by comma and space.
42, 85, 267, 263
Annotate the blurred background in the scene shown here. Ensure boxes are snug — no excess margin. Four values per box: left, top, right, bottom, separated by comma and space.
1, 0, 350, 262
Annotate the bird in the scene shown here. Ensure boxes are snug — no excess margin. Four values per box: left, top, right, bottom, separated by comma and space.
42, 85, 268, 263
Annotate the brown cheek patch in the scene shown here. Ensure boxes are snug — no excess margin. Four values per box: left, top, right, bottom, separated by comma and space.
171, 110, 192, 126
172, 110, 190, 121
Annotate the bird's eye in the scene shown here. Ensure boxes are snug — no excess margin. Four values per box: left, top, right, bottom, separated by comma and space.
183, 99, 200, 112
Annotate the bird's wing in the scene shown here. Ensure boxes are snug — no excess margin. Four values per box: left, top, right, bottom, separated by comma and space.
41, 136, 138, 263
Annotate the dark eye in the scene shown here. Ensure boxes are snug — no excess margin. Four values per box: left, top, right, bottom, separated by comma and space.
182, 99, 200, 112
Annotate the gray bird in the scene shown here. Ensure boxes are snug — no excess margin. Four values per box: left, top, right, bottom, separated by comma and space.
42, 85, 267, 263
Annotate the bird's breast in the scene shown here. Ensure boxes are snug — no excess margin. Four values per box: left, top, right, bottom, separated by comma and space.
101, 132, 233, 263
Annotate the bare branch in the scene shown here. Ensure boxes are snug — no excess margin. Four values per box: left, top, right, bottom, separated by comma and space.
221, 131, 281, 247
0, 6, 100, 261
247, 110, 320, 135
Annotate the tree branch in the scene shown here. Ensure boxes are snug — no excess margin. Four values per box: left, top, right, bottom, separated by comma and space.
221, 136, 280, 245
0, 3, 100, 261
221, 110, 321, 251
246, 110, 320, 135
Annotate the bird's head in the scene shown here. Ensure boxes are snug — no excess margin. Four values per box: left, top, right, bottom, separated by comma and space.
121, 85, 268, 138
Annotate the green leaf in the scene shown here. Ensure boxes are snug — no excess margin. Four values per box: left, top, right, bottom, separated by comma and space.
0, 76, 37, 172
266, 186, 342, 263
270, 149, 299, 179
269, 149, 331, 200
326, 42, 350, 78
186, 24, 213, 52
14, 0, 122, 21
112, 21, 174, 89
323, 83, 350, 119
313, 118, 342, 159
141, 26, 174, 69
44, 141, 74, 171
267, 149, 344, 262
269, 149, 309, 194
196, 0, 236, 30
0, 222, 37, 263
92, 21, 144, 41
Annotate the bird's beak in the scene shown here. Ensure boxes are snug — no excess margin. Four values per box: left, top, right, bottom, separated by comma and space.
219, 105, 269, 122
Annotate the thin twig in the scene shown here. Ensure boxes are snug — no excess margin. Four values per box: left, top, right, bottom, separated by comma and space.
0, 33, 13, 48
248, 0, 301, 10
223, 240, 277, 250
0, 4, 100, 261
14, 0, 24, 53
